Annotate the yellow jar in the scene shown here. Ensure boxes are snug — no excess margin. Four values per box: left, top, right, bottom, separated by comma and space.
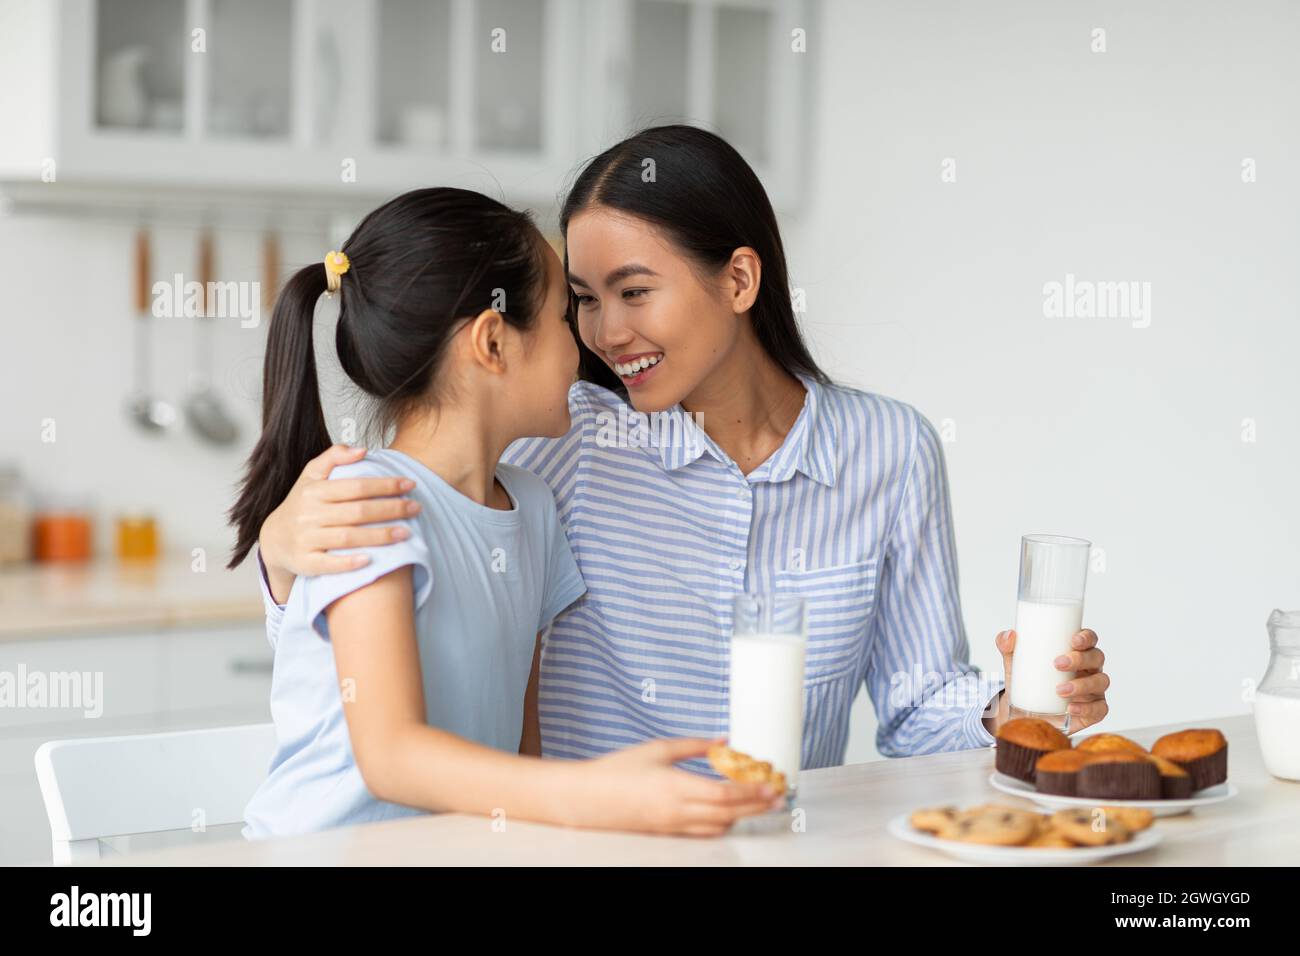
115, 514, 159, 561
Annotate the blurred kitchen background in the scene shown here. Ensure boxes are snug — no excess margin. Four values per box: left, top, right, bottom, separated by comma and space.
0, 0, 1296, 865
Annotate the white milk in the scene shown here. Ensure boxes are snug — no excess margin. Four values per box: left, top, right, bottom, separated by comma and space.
1010, 599, 1083, 715
728, 632, 805, 788
1253, 689, 1300, 781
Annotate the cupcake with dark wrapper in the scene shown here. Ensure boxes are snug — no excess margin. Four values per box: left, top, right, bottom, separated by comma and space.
1076, 733, 1147, 755
1035, 749, 1094, 796
995, 718, 1070, 782
1151, 728, 1228, 792
1143, 753, 1194, 799
1077, 752, 1162, 800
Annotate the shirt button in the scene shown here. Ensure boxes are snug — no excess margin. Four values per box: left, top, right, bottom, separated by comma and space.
729, 559, 743, 571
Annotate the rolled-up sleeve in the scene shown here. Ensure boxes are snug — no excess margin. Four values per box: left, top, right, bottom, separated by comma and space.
864, 411, 1003, 756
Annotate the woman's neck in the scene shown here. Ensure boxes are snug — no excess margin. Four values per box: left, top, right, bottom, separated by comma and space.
679, 334, 807, 476
388, 403, 513, 510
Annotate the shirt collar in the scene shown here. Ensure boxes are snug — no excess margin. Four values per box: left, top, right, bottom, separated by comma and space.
657, 406, 711, 472
657, 372, 838, 487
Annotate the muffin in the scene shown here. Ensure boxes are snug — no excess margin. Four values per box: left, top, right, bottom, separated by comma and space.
1077, 752, 1162, 800
995, 718, 1071, 782
1143, 753, 1194, 799
1151, 728, 1228, 792
1076, 733, 1147, 756
1035, 749, 1094, 796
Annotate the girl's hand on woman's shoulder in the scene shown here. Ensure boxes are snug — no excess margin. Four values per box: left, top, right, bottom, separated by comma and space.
259, 444, 422, 584
564, 737, 784, 837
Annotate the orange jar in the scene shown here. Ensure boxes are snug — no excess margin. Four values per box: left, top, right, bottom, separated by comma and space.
33, 512, 93, 562
115, 514, 159, 561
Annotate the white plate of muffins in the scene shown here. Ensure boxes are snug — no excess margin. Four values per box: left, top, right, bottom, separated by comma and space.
890, 803, 1162, 865
990, 720, 1236, 817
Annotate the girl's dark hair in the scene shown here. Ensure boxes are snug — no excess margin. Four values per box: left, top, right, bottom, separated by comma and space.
227, 187, 547, 568
559, 124, 828, 393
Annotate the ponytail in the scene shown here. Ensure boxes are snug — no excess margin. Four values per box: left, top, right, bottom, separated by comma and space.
227, 262, 332, 568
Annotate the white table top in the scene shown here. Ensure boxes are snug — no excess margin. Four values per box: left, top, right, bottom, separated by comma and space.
89, 714, 1298, 866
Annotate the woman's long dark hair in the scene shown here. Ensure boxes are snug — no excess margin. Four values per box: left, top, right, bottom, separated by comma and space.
560, 124, 829, 392
227, 187, 547, 568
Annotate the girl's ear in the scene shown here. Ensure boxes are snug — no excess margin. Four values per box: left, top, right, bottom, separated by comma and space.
466, 308, 508, 373
727, 246, 762, 314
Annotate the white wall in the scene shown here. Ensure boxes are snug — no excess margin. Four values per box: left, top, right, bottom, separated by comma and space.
1, 0, 1295, 763
787, 0, 1300, 760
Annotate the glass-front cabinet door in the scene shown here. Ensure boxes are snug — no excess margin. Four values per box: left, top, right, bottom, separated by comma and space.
93, 0, 188, 133
375, 0, 453, 150
615, 0, 808, 209
205, 0, 294, 140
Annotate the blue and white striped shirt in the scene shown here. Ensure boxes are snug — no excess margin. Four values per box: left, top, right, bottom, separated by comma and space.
501, 375, 1003, 768
258, 375, 1003, 770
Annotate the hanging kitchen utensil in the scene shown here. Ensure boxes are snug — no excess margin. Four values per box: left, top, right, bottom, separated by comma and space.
183, 229, 240, 446
125, 227, 177, 432
262, 229, 280, 312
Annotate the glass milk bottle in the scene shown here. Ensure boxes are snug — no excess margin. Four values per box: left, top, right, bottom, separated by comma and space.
1252, 609, 1300, 781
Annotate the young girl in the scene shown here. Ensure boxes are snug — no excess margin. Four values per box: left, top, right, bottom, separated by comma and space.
228, 188, 779, 838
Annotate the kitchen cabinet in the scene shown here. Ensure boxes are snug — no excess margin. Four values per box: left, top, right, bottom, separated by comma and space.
0, 624, 271, 865
0, 0, 812, 211
0, 0, 581, 204
0, 632, 165, 731
0, 624, 272, 735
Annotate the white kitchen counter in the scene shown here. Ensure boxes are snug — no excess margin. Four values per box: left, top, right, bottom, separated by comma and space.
85, 714, 1298, 866
0, 555, 263, 638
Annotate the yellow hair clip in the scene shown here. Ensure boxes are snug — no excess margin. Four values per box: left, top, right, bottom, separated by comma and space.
323, 250, 350, 294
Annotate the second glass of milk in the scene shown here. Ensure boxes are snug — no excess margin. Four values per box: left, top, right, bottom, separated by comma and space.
1010, 534, 1091, 732
729, 594, 807, 802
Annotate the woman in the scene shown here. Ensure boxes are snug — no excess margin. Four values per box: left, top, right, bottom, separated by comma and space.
253, 125, 1109, 770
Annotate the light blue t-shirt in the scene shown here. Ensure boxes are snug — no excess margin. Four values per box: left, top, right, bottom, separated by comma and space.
242, 449, 586, 840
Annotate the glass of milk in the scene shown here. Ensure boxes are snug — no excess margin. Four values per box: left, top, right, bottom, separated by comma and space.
729, 594, 807, 803
1253, 609, 1300, 781
1009, 534, 1091, 732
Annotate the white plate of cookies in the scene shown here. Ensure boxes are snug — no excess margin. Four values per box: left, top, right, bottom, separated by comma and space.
889, 803, 1162, 866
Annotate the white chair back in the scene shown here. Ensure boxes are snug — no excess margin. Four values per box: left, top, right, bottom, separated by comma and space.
34, 722, 275, 864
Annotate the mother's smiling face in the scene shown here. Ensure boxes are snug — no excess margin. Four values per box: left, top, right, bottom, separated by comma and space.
565, 207, 761, 413
558, 125, 828, 412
